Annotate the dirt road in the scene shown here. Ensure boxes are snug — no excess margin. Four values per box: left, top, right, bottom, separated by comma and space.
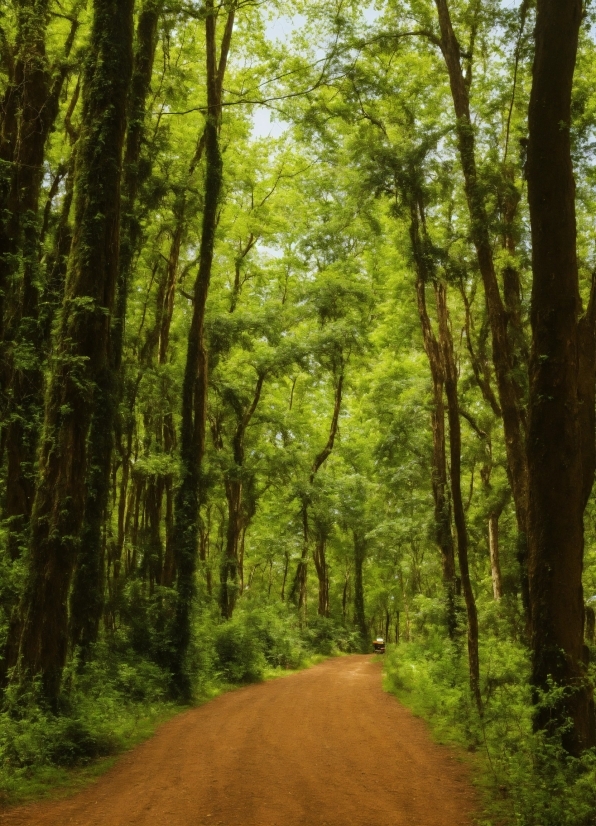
0, 656, 478, 826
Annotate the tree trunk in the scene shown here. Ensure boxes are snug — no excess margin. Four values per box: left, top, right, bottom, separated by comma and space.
313, 533, 330, 617
0, 12, 83, 686
16, 0, 134, 703
219, 374, 264, 618
526, 0, 595, 753
488, 513, 502, 601
220, 478, 241, 619
409, 200, 457, 637
290, 499, 310, 613
290, 373, 344, 610
2, 6, 81, 557
280, 551, 289, 601
171, 2, 235, 691
586, 608, 595, 646
342, 567, 350, 622
69, 0, 164, 659
353, 529, 367, 644
1, 0, 51, 562
434, 0, 530, 624
435, 281, 482, 713
113, 0, 162, 370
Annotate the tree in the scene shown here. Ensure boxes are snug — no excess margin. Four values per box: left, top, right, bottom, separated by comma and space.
17, 0, 135, 703
433, 0, 531, 624
171, 0, 235, 693
526, 0, 596, 753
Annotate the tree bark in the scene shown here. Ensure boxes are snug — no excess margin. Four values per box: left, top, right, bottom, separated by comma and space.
16, 0, 134, 703
435, 281, 482, 713
434, 0, 530, 624
526, 0, 595, 753
171, 1, 235, 692
409, 199, 457, 637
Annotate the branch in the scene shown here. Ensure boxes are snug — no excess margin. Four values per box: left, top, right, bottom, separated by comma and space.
459, 407, 488, 440
311, 373, 344, 481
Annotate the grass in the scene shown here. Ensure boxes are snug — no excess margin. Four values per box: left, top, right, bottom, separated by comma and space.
0, 651, 341, 810
382, 637, 596, 826
0, 703, 181, 808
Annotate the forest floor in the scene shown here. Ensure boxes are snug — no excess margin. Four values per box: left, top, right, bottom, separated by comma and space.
0, 656, 478, 826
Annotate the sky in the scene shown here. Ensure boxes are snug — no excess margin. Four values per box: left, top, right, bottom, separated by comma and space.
251, 7, 382, 140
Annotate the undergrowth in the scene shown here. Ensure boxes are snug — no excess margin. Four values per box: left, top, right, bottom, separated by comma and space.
384, 599, 596, 826
0, 599, 360, 805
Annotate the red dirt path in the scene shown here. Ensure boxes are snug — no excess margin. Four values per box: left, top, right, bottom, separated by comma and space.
0, 656, 478, 826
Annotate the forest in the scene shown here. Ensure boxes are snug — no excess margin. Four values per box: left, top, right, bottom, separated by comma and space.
1, 0, 596, 823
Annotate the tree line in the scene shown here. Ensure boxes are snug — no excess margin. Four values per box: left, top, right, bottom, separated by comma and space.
1, 0, 596, 764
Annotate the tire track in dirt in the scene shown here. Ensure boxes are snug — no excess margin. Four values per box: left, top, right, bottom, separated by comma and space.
0, 656, 478, 826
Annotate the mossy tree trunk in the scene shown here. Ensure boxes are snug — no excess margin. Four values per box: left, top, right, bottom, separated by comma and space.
69, 0, 163, 660
1, 6, 81, 556
171, 1, 235, 694
16, 0, 135, 704
2, 5, 83, 685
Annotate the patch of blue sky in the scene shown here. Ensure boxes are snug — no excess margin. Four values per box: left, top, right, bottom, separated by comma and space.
251, 5, 380, 139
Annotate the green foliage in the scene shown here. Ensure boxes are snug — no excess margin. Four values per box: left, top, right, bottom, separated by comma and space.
304, 615, 362, 656
385, 634, 596, 826
213, 617, 267, 683
0, 598, 358, 800
0, 638, 174, 801
3, 0, 596, 818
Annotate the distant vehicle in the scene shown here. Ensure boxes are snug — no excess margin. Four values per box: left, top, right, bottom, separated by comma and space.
372, 637, 386, 654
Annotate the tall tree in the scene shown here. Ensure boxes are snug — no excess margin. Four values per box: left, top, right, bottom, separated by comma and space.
171, 0, 235, 693
433, 0, 530, 621
290, 371, 344, 613
526, 0, 596, 753
1, 3, 81, 566
69, 0, 163, 659
219, 372, 266, 618
435, 279, 481, 712
16, 0, 135, 703
409, 197, 457, 637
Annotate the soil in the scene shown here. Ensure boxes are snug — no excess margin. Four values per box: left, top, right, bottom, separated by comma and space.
0, 655, 478, 826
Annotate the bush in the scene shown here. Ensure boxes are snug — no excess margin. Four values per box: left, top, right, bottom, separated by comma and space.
305, 616, 361, 656
0, 597, 359, 800
384, 634, 596, 826
214, 619, 267, 683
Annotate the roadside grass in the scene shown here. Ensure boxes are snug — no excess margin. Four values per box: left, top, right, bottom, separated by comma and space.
0, 607, 359, 809
0, 703, 180, 808
0, 656, 339, 808
383, 636, 596, 826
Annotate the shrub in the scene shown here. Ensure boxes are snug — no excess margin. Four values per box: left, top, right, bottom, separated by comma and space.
384, 635, 596, 826
213, 619, 267, 683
